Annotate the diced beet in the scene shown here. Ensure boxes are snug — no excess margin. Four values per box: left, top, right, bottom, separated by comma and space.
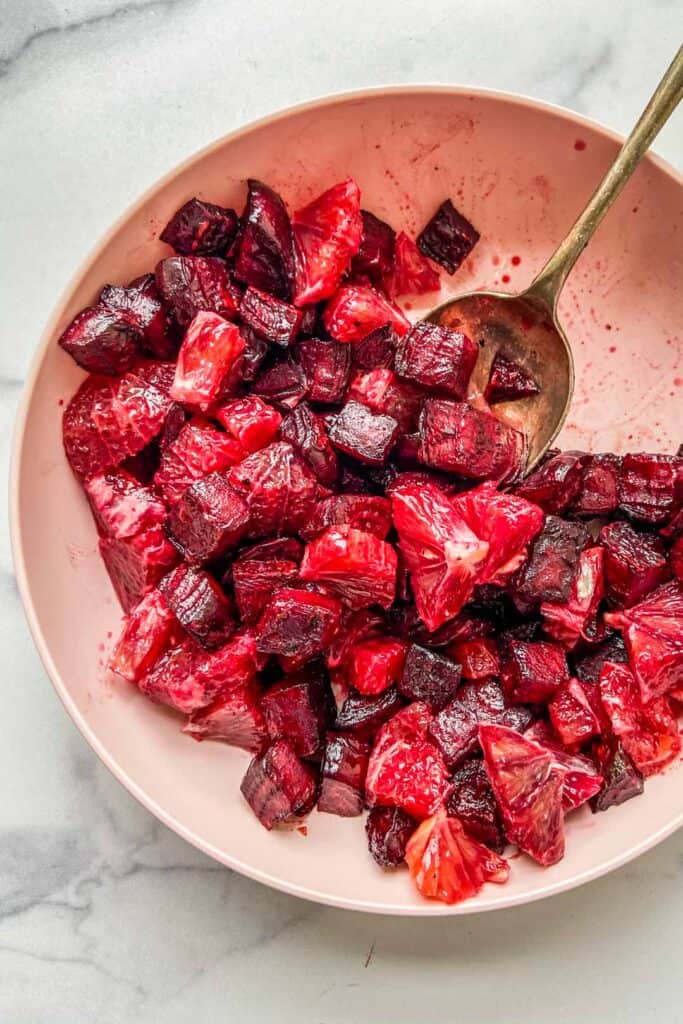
398, 644, 461, 710
328, 400, 400, 465
572, 453, 621, 517
510, 515, 591, 609
170, 311, 245, 411
239, 286, 302, 347
618, 453, 683, 524
335, 686, 404, 738
237, 536, 304, 563
59, 303, 141, 375
233, 558, 300, 623
300, 495, 392, 543
160, 402, 188, 450
214, 396, 282, 453
292, 178, 363, 305
450, 637, 500, 680
427, 698, 478, 767
590, 736, 645, 812
294, 338, 350, 404
279, 403, 339, 486
100, 274, 178, 360
347, 368, 423, 432
350, 210, 396, 289
300, 526, 397, 609
233, 179, 294, 300
572, 629, 628, 682
501, 639, 569, 703
297, 304, 322, 337
183, 678, 267, 753
62, 362, 175, 479
417, 199, 480, 274
85, 469, 166, 539
347, 637, 408, 695
365, 805, 416, 867
352, 324, 397, 372
446, 759, 506, 853
160, 197, 238, 256
600, 521, 670, 607
154, 418, 244, 505
256, 588, 342, 666
166, 471, 250, 562
541, 546, 605, 649
419, 399, 525, 482
484, 352, 540, 404
228, 441, 320, 537
318, 732, 370, 816
159, 563, 235, 650
252, 358, 308, 410
599, 660, 680, 776
513, 450, 587, 514
240, 739, 317, 830
155, 256, 241, 326
396, 322, 477, 400
109, 589, 177, 681
387, 232, 441, 298
548, 679, 601, 746
323, 284, 410, 342
605, 580, 683, 703
261, 670, 332, 758
100, 526, 178, 612
230, 328, 269, 384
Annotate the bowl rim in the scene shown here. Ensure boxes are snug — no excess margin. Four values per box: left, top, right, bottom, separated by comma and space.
9, 83, 683, 916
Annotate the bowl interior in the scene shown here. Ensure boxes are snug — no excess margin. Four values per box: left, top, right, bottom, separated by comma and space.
13, 88, 683, 914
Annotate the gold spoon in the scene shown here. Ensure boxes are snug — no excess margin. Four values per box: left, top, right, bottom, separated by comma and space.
429, 44, 683, 474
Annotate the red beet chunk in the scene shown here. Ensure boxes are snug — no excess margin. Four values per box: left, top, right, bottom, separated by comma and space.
292, 178, 363, 306
365, 805, 416, 867
159, 563, 235, 650
294, 338, 350, 404
347, 368, 423, 432
183, 678, 267, 753
256, 588, 342, 666
572, 630, 628, 682
261, 670, 332, 758
572, 453, 621, 517
154, 418, 244, 505
237, 536, 304, 563
280, 403, 339, 486
447, 759, 506, 853
618, 453, 683, 524
84, 469, 166, 539
511, 515, 591, 609
541, 546, 605, 649
600, 521, 670, 607
336, 685, 406, 740
606, 580, 683, 703
350, 210, 396, 289
417, 199, 480, 274
240, 286, 302, 347
109, 589, 177, 682
160, 403, 188, 449
590, 736, 644, 813
155, 256, 241, 326
549, 679, 601, 746
59, 303, 142, 375
599, 660, 680, 776
233, 558, 300, 623
240, 739, 317, 830
300, 526, 397, 609
228, 441, 320, 538
230, 328, 269, 385
419, 399, 525, 482
318, 732, 370, 816
347, 637, 408, 695
166, 471, 249, 562
513, 451, 587, 514
427, 697, 478, 767
160, 197, 238, 256
387, 232, 440, 298
252, 359, 308, 410
100, 526, 178, 612
63, 361, 175, 479
398, 644, 461, 710
323, 284, 410, 342
396, 322, 477, 400
352, 325, 397, 373
233, 179, 294, 300
300, 494, 392, 543
484, 352, 539, 404
214, 396, 282, 454
328, 400, 400, 466
502, 639, 569, 704
672, 534, 683, 582
100, 274, 178, 360
171, 311, 245, 411
450, 637, 500, 680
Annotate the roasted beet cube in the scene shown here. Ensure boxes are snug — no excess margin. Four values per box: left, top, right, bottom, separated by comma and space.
447, 759, 506, 853
292, 178, 362, 306
328, 400, 400, 466
160, 197, 238, 256
256, 588, 342, 666
228, 441, 320, 537
427, 698, 479, 767
239, 286, 302, 347
417, 199, 480, 274
484, 352, 539, 404
606, 580, 683, 703
85, 469, 166, 539
618, 453, 683, 524
548, 679, 601, 746
541, 546, 604, 649
154, 418, 244, 505
294, 338, 351, 405
398, 644, 461, 710
260, 670, 332, 758
237, 536, 304, 563
347, 368, 423, 432
100, 273, 178, 360
160, 402, 188, 450
171, 311, 245, 411
280, 403, 339, 486
419, 399, 525, 482
166, 471, 249, 562
572, 453, 621, 517
214, 396, 282, 453
387, 231, 441, 298
300, 494, 392, 542
365, 805, 416, 867
572, 629, 628, 682
318, 732, 370, 816
59, 303, 141, 375
183, 678, 268, 753
352, 323, 397, 372
155, 256, 241, 326
590, 736, 645, 813
109, 589, 177, 682
501, 639, 569, 704
323, 284, 410, 342
100, 526, 178, 612
449, 637, 500, 679
513, 450, 587, 514
300, 526, 397, 609
510, 515, 591, 609
230, 327, 269, 385
599, 660, 680, 776
233, 179, 294, 300
350, 210, 396, 289
233, 558, 300, 623
159, 563, 235, 650
600, 521, 670, 607
252, 359, 308, 410
347, 637, 408, 695
335, 686, 404, 738
240, 739, 317, 830
395, 322, 477, 400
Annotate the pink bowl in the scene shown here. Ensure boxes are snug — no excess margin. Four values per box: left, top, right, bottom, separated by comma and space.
11, 86, 683, 915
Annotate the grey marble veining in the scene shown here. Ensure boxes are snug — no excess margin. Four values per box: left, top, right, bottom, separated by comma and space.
1, 2, 682, 1020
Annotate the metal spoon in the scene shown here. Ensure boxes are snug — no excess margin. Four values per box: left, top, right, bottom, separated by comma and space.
429, 44, 683, 474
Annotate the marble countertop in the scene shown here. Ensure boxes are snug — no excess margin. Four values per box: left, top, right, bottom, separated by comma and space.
2, 2, 682, 1020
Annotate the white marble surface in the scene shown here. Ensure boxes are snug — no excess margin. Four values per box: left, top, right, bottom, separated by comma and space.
1, 2, 682, 1020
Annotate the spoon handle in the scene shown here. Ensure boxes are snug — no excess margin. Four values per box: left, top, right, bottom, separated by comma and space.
525, 43, 683, 311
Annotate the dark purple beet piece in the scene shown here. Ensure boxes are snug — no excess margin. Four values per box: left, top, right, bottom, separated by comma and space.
240, 286, 302, 347
428, 699, 478, 767
501, 639, 569, 703
233, 179, 295, 300
618, 453, 683, 525
159, 563, 235, 650
328, 400, 400, 466
280, 403, 339, 486
58, 305, 141, 375
572, 629, 628, 682
228, 327, 269, 385
484, 352, 540, 404
166, 471, 250, 563
397, 644, 461, 710
365, 805, 416, 867
446, 759, 506, 852
160, 403, 189, 450
232, 558, 300, 623
294, 338, 351, 405
252, 359, 308, 410
228, 441, 319, 538
350, 210, 396, 288
419, 399, 525, 482
416, 199, 480, 274
237, 536, 304, 563
160, 198, 238, 256
600, 521, 670, 607
395, 322, 478, 399
256, 588, 342, 667
260, 670, 333, 759
591, 736, 644, 812
240, 739, 317, 830
353, 326, 397, 374
318, 732, 370, 816
335, 686, 404, 739
300, 494, 392, 542
155, 256, 241, 326
513, 450, 587, 514
510, 515, 591, 609
572, 453, 622, 517
100, 273, 179, 360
